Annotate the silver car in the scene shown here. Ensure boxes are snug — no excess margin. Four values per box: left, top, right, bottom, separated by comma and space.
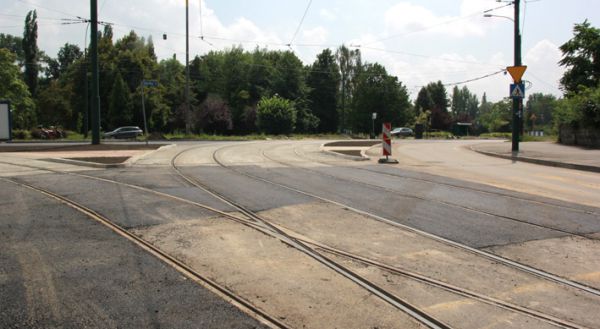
103, 126, 143, 139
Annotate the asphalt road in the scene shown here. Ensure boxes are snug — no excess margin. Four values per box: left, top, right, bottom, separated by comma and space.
2, 140, 600, 328
0, 178, 266, 329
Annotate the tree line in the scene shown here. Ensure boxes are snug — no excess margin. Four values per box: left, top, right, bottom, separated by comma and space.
1, 11, 597, 138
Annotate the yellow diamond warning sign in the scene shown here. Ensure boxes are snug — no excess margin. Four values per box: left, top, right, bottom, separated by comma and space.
507, 66, 527, 83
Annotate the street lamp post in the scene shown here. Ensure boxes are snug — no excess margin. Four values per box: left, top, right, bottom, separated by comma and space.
484, 0, 522, 153
185, 0, 191, 135
90, 0, 100, 145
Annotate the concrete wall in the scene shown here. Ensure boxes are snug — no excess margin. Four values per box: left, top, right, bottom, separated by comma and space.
559, 124, 600, 148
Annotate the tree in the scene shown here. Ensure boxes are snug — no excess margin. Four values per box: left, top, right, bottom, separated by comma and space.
0, 49, 36, 128
0, 33, 24, 65
415, 87, 433, 115
22, 10, 39, 96
256, 95, 296, 135
196, 95, 232, 134
307, 49, 340, 132
479, 99, 511, 132
525, 93, 556, 129
451, 85, 479, 122
336, 45, 362, 132
559, 20, 600, 95
45, 43, 82, 80
426, 81, 451, 130
555, 86, 600, 129
108, 71, 133, 129
351, 63, 411, 133
36, 80, 73, 127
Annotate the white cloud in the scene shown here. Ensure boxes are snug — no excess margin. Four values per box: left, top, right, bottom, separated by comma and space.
319, 8, 336, 21
383, 1, 486, 38
523, 39, 564, 97
301, 26, 328, 44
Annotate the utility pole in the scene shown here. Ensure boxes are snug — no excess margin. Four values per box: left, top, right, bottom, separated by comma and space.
185, 0, 191, 135
90, 0, 100, 145
512, 0, 522, 153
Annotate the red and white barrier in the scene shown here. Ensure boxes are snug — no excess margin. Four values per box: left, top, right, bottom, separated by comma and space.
382, 122, 392, 156
379, 122, 398, 163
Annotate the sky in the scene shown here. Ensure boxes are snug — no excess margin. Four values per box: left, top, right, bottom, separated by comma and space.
2, 0, 600, 102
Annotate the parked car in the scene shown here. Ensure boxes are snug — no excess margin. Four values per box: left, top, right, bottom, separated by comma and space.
103, 126, 143, 139
391, 127, 413, 137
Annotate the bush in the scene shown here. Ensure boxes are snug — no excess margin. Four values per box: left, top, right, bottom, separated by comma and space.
555, 86, 600, 129
256, 95, 296, 135
12, 129, 30, 140
479, 132, 511, 139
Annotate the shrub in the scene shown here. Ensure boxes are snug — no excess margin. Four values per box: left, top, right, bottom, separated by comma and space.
256, 95, 296, 135
12, 129, 30, 140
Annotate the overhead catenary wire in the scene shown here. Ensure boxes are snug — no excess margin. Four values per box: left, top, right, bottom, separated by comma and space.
288, 0, 313, 47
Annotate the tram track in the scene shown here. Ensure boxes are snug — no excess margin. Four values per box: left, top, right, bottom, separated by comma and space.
207, 142, 600, 298
1, 176, 291, 329
257, 143, 597, 242
307, 142, 600, 217
1, 145, 598, 328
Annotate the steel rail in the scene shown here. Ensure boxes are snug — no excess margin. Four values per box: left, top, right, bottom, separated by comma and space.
207, 143, 600, 298
0, 156, 587, 328
258, 143, 596, 243
171, 147, 452, 329
319, 142, 600, 216
1, 177, 291, 329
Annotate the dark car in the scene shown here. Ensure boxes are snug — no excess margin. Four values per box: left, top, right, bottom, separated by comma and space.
391, 127, 413, 137
103, 126, 143, 139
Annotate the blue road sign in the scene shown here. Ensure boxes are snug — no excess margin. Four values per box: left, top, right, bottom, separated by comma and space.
143, 80, 158, 87
510, 83, 525, 99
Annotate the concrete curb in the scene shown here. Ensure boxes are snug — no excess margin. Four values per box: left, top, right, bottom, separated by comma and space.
470, 147, 600, 173
320, 141, 377, 161
41, 157, 127, 169
321, 148, 370, 161
41, 144, 176, 169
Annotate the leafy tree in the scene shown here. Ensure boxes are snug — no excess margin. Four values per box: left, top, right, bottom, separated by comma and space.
36, 80, 73, 127
351, 63, 411, 133
0, 49, 36, 128
256, 95, 296, 134
425, 81, 451, 130
159, 57, 185, 131
525, 93, 556, 129
196, 95, 232, 134
307, 49, 339, 132
45, 43, 82, 80
415, 87, 433, 115
451, 85, 479, 122
479, 99, 511, 132
108, 71, 133, 129
22, 10, 39, 96
134, 85, 170, 132
0, 33, 24, 64
336, 45, 362, 132
559, 20, 600, 95
555, 86, 600, 128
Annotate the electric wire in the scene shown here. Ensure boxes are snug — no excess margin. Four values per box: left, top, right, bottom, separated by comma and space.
288, 0, 313, 47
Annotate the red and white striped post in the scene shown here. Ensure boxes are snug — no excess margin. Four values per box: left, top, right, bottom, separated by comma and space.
379, 122, 398, 164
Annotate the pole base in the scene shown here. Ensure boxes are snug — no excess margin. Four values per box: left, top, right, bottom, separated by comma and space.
378, 157, 398, 164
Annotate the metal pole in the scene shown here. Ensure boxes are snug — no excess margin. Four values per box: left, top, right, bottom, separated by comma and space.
372, 117, 374, 139
185, 0, 191, 135
90, 0, 100, 144
511, 0, 521, 153
141, 82, 149, 145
